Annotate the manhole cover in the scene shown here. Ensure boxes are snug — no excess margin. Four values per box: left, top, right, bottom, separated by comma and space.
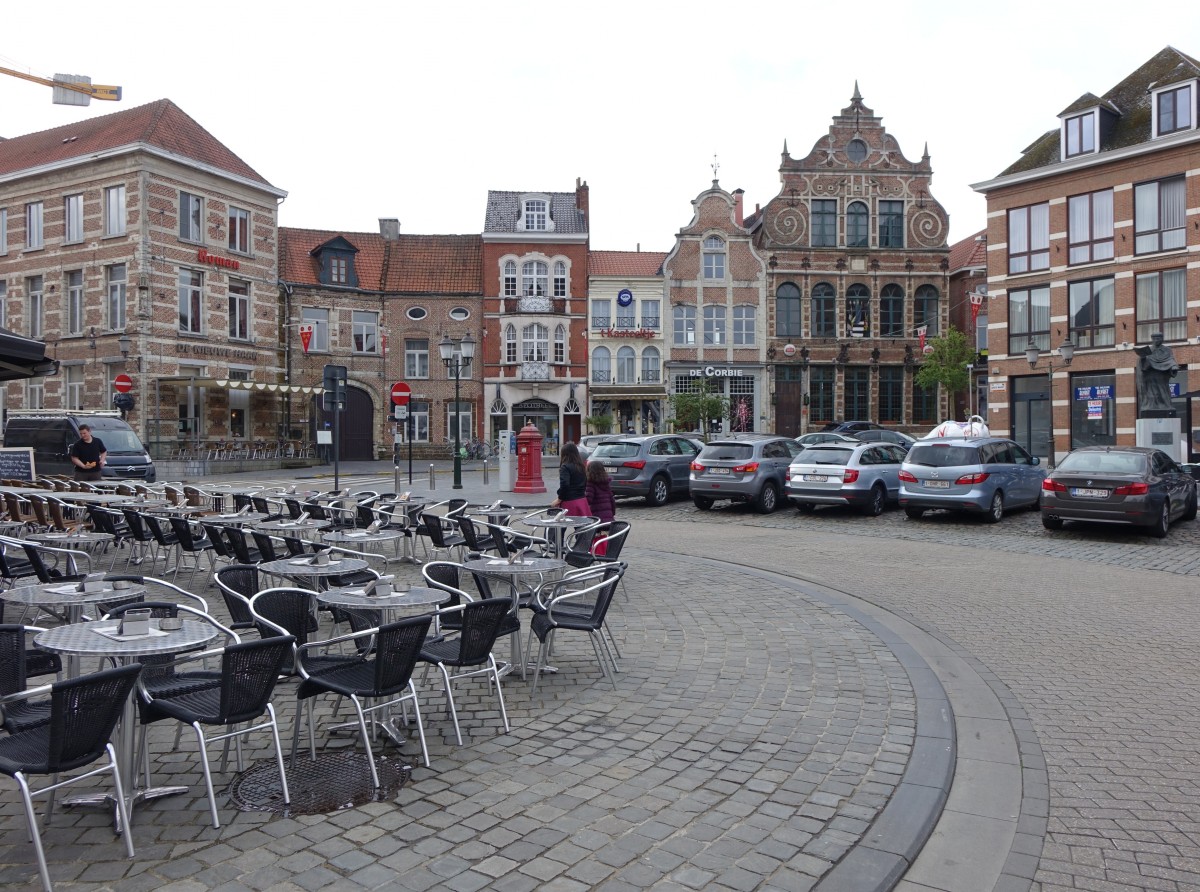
229, 751, 411, 816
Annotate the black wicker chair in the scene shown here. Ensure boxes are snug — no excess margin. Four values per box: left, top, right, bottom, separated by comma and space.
526, 563, 625, 695
167, 517, 216, 587
213, 564, 261, 631
0, 624, 59, 733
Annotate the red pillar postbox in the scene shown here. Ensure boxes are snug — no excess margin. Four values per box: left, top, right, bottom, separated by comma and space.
514, 422, 546, 494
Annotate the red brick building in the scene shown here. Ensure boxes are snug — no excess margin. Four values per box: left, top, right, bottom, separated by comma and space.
948, 229, 988, 420
972, 47, 1200, 463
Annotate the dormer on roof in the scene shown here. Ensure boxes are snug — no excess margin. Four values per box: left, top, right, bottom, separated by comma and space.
1148, 68, 1198, 139
1057, 93, 1121, 160
518, 194, 555, 233
309, 235, 359, 288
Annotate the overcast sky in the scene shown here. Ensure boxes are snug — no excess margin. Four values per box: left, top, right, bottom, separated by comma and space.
4, 2, 1198, 254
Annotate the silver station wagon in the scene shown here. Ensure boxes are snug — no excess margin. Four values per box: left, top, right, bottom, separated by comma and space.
786, 442, 908, 516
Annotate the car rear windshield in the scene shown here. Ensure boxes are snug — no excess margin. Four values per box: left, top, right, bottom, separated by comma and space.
699, 443, 754, 461
1057, 451, 1146, 474
592, 442, 640, 459
796, 447, 852, 465
906, 444, 978, 467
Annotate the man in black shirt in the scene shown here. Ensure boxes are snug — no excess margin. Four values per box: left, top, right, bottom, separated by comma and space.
70, 424, 107, 481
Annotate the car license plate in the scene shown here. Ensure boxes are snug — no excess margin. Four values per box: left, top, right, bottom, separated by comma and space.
709, 467, 731, 475
924, 480, 950, 489
1070, 487, 1109, 499
802, 474, 827, 482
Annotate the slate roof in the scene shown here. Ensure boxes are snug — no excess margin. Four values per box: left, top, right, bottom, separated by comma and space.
999, 46, 1200, 177
279, 227, 482, 294
588, 250, 667, 277
948, 230, 987, 273
483, 191, 588, 235
0, 99, 276, 187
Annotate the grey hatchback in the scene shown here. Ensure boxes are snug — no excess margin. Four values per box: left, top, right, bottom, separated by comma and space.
899, 437, 1045, 521
689, 434, 800, 513
589, 435, 702, 506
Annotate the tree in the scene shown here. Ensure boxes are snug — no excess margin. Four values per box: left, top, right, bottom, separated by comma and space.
671, 379, 729, 433
584, 413, 613, 434
913, 326, 977, 414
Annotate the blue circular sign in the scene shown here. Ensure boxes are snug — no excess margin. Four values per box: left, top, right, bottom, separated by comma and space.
616, 289, 634, 307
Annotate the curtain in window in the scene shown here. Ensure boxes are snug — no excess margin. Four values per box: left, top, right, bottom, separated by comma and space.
1162, 178, 1186, 248
617, 347, 635, 383
592, 347, 611, 383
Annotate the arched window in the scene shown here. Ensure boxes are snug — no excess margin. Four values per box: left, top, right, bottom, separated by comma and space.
914, 285, 939, 336
880, 284, 905, 337
504, 323, 517, 363
502, 260, 517, 297
847, 201, 869, 247
641, 346, 661, 383
703, 236, 726, 279
846, 283, 870, 338
553, 261, 568, 297
617, 346, 636, 384
776, 283, 802, 337
553, 324, 566, 363
592, 346, 611, 384
522, 322, 548, 361
521, 260, 548, 297
812, 282, 836, 337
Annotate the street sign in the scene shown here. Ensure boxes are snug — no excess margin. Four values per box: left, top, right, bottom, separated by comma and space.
390, 381, 411, 406
322, 364, 347, 412
394, 405, 408, 420
113, 373, 133, 393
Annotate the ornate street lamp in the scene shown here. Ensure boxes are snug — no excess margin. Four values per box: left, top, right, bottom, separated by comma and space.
1025, 336, 1074, 468
440, 332, 475, 490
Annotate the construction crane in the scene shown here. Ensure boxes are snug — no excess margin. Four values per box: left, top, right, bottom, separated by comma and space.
0, 65, 121, 104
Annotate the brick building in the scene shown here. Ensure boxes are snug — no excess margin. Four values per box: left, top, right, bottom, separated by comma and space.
747, 86, 951, 436
480, 183, 590, 452
0, 99, 287, 456
972, 47, 1200, 463
947, 229, 989, 420
587, 250, 668, 435
277, 222, 482, 460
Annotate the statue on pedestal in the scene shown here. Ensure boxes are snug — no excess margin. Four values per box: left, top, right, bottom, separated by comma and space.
1134, 332, 1179, 415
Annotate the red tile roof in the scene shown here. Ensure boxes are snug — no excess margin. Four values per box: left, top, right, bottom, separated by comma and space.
948, 229, 987, 273
588, 250, 668, 277
0, 99, 276, 187
279, 228, 482, 294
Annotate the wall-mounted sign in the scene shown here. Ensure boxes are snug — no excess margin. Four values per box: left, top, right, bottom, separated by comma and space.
782, 344, 797, 357
601, 327, 656, 339
990, 381, 1006, 391
1075, 385, 1114, 400
616, 288, 633, 307
197, 248, 240, 271
688, 366, 746, 378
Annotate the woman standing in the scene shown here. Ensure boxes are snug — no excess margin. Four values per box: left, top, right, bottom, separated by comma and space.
585, 460, 617, 556
550, 442, 590, 517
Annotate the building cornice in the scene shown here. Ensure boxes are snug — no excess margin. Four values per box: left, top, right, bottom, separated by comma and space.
482, 232, 588, 244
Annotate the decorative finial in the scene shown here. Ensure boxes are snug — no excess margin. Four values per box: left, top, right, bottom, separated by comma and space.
922, 141, 930, 160
782, 139, 789, 155
711, 153, 720, 183
852, 80, 862, 102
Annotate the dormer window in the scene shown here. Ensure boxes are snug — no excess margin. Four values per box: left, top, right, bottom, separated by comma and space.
1155, 82, 1194, 136
310, 236, 360, 288
330, 257, 348, 284
524, 199, 547, 231
1064, 111, 1096, 157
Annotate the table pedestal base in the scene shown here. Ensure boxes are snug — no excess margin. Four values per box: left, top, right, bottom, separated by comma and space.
64, 784, 190, 832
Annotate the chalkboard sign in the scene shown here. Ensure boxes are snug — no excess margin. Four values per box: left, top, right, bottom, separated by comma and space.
0, 447, 36, 481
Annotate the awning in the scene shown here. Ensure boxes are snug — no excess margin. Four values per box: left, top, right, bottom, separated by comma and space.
0, 326, 58, 382
155, 376, 323, 395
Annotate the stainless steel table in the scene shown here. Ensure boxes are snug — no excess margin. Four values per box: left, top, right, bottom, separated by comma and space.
34, 618, 219, 828
462, 556, 567, 676
202, 510, 270, 526
257, 518, 331, 535
259, 555, 370, 589
3, 579, 145, 626
521, 515, 597, 559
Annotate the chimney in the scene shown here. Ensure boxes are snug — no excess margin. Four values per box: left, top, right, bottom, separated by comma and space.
575, 177, 589, 216
379, 218, 400, 241
733, 189, 744, 226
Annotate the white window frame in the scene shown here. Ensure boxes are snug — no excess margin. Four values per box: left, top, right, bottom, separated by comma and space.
641, 299, 660, 328
228, 279, 250, 340
553, 324, 566, 363
405, 338, 430, 378
27, 276, 43, 338
0, 208, 7, 254
702, 236, 726, 279
180, 191, 203, 242
64, 194, 84, 243
352, 311, 379, 354
616, 298, 635, 329
673, 304, 696, 345
26, 201, 43, 249
616, 346, 636, 384
107, 264, 127, 331
408, 401, 430, 443
524, 199, 548, 231
302, 307, 329, 352
592, 346, 611, 383
502, 260, 517, 297
330, 256, 349, 284
703, 305, 727, 345
228, 206, 251, 254
26, 377, 45, 410
104, 185, 126, 236
641, 346, 661, 383
0, 281, 6, 327
445, 402, 473, 444
522, 323, 548, 362
592, 298, 611, 329
65, 365, 85, 411
553, 261, 567, 297
504, 324, 517, 363
178, 268, 204, 334
522, 260, 548, 297
66, 270, 84, 336
732, 305, 756, 346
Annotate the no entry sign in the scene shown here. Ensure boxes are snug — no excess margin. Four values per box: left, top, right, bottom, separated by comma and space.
390, 381, 411, 406
113, 373, 133, 393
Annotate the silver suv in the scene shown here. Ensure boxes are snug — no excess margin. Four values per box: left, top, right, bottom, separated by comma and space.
689, 434, 800, 513
899, 437, 1045, 522
590, 435, 702, 506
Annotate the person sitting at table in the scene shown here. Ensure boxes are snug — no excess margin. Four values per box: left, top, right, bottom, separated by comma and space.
70, 424, 107, 482
550, 442, 589, 517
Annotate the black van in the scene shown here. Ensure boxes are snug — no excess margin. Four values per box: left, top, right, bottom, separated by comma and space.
3, 411, 156, 482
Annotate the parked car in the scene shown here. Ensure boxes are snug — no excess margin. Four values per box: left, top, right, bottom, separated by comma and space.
1039, 446, 1198, 537
853, 429, 918, 452
589, 435, 702, 506
578, 434, 615, 462
689, 434, 800, 513
899, 437, 1045, 522
821, 421, 885, 434
795, 432, 861, 447
3, 410, 157, 482
786, 442, 908, 516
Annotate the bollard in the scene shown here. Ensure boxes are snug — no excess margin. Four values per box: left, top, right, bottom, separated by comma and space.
482, 458, 489, 485
428, 463, 436, 490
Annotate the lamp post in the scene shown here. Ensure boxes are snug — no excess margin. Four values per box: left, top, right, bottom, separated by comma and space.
439, 332, 475, 490
1025, 336, 1074, 469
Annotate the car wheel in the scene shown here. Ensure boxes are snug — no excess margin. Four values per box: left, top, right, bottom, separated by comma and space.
1041, 513, 1064, 531
985, 491, 1004, 524
1150, 500, 1170, 538
755, 482, 778, 514
796, 501, 815, 514
904, 506, 924, 520
692, 496, 714, 511
646, 476, 670, 507
862, 484, 886, 517
1183, 490, 1198, 522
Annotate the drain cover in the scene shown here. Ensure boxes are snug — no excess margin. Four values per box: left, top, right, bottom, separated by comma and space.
229, 752, 411, 816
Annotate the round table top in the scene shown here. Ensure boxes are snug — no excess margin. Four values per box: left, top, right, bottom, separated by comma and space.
35, 618, 217, 657
321, 528, 404, 544
463, 556, 566, 575
3, 579, 146, 608
142, 503, 209, 515
203, 511, 270, 525
259, 556, 370, 578
257, 518, 331, 532
28, 530, 115, 546
523, 515, 597, 529
318, 585, 445, 612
